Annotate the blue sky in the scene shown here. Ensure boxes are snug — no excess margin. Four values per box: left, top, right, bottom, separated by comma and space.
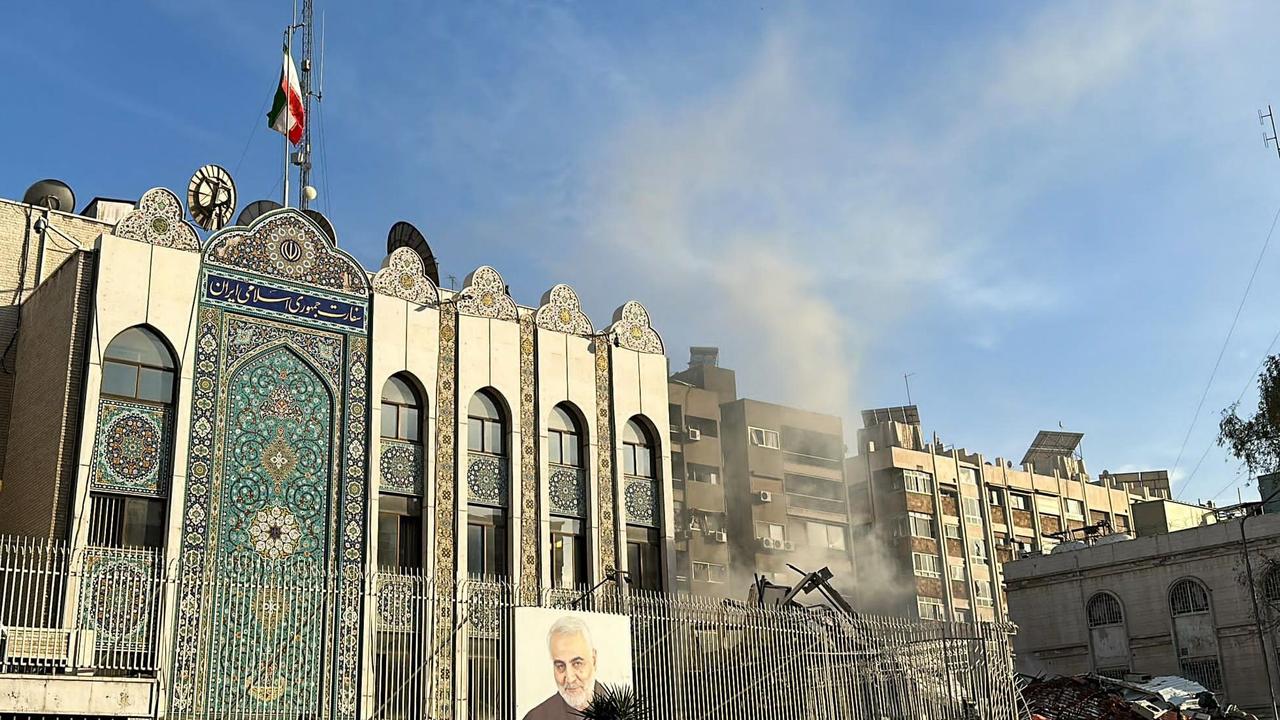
5, 2, 1280, 503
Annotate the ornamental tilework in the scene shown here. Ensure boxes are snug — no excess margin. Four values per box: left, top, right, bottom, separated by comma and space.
593, 338, 617, 572
518, 311, 539, 601
454, 266, 517, 321
172, 296, 367, 719
534, 284, 593, 335
379, 439, 424, 495
114, 187, 200, 251
205, 210, 369, 295
372, 247, 439, 305
549, 467, 585, 518
79, 547, 158, 652
375, 575, 415, 632
466, 454, 507, 507
90, 398, 171, 496
431, 303, 459, 718
607, 300, 664, 354
624, 478, 658, 527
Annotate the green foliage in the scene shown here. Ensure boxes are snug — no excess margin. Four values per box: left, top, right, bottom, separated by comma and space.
577, 683, 647, 720
1219, 355, 1280, 476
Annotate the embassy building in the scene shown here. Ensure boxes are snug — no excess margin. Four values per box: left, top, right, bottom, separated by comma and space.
0, 176, 1024, 720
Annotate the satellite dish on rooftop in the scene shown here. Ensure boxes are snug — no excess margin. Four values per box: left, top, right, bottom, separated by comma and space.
303, 209, 338, 245
236, 199, 283, 226
23, 179, 76, 213
387, 221, 440, 285
186, 164, 237, 231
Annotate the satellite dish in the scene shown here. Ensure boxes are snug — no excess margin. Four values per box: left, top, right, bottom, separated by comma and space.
303, 209, 338, 245
236, 199, 283, 226
387, 221, 440, 286
23, 179, 76, 213
186, 164, 237, 231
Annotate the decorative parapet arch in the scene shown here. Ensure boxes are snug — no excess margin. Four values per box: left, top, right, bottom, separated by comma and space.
534, 283, 593, 335
372, 247, 439, 305
204, 208, 369, 295
114, 187, 200, 251
455, 265, 517, 321
607, 300, 663, 354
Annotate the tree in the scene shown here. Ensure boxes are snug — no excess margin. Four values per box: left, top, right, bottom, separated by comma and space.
1219, 356, 1280, 477
577, 683, 647, 720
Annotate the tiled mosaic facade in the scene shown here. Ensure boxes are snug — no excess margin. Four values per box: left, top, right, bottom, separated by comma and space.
466, 454, 507, 506
170, 208, 369, 718
624, 476, 659, 527
371, 246, 439, 305
89, 398, 171, 496
78, 547, 158, 652
549, 467, 586, 517
607, 300, 664, 354
379, 439, 424, 496
593, 337, 617, 572
534, 283, 593, 335
430, 302, 459, 719
518, 310, 539, 600
455, 266, 517, 321
114, 187, 201, 252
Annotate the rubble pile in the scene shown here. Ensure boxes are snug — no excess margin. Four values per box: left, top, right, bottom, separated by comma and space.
1022, 674, 1258, 720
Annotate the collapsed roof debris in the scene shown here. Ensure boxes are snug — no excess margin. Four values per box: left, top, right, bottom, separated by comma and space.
1022, 674, 1258, 720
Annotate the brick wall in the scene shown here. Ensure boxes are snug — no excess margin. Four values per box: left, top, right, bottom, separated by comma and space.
0, 251, 95, 537
0, 201, 108, 486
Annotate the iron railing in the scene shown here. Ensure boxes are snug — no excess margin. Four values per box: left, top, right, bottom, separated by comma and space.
0, 535, 1022, 720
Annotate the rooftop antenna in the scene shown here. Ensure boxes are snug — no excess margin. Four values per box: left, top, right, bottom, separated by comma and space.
295, 0, 321, 209
903, 372, 915, 406
1262, 106, 1280, 161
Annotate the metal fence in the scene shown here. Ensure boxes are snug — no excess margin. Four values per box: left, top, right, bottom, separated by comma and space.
0, 535, 1022, 720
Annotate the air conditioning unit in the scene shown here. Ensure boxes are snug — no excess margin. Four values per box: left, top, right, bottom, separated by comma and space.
707, 472, 718, 484
759, 537, 775, 550
782, 541, 796, 552
687, 427, 702, 441
757, 490, 772, 503
713, 531, 727, 543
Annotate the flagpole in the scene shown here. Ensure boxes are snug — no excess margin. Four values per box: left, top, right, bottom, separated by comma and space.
282, 27, 291, 208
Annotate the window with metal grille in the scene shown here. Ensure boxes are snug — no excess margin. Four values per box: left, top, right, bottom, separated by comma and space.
1169, 579, 1210, 616
1086, 592, 1123, 627
1179, 657, 1223, 692
1264, 570, 1280, 604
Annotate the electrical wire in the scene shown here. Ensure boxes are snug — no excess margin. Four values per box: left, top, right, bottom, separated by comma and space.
234, 90, 274, 178
1173, 201, 1280, 499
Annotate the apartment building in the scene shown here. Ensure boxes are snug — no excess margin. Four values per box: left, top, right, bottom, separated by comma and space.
668, 348, 854, 597
847, 406, 1169, 623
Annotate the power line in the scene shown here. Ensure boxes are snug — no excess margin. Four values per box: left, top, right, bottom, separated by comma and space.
1173, 201, 1280, 499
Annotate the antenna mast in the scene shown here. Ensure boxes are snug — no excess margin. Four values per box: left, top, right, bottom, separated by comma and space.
1261, 105, 1280, 161
297, 0, 318, 209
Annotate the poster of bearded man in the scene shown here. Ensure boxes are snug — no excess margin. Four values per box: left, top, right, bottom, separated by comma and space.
514, 607, 634, 720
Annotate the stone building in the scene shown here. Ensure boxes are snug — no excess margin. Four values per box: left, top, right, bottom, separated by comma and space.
0, 182, 674, 716
1004, 513, 1280, 718
668, 347, 853, 597
847, 406, 1169, 623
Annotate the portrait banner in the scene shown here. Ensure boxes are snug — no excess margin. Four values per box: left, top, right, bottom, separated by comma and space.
514, 607, 633, 720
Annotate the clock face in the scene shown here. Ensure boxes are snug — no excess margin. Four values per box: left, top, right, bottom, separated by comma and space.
186, 164, 237, 231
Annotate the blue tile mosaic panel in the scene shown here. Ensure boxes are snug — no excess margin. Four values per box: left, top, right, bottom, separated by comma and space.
379, 439, 423, 496
90, 398, 171, 496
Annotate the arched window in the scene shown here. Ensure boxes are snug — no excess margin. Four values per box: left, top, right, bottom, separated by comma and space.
548, 403, 587, 589
101, 327, 176, 403
467, 390, 505, 456
622, 418, 656, 480
466, 389, 508, 579
622, 417, 661, 591
381, 375, 421, 442
88, 327, 177, 549
1087, 592, 1124, 627
377, 374, 425, 570
1264, 569, 1280, 606
548, 404, 584, 468
1170, 579, 1210, 616
1169, 578, 1222, 692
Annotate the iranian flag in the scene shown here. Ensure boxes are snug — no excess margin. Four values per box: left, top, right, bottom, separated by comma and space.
267, 46, 305, 145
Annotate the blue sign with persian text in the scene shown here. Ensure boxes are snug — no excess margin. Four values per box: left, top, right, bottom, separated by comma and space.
204, 273, 366, 331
